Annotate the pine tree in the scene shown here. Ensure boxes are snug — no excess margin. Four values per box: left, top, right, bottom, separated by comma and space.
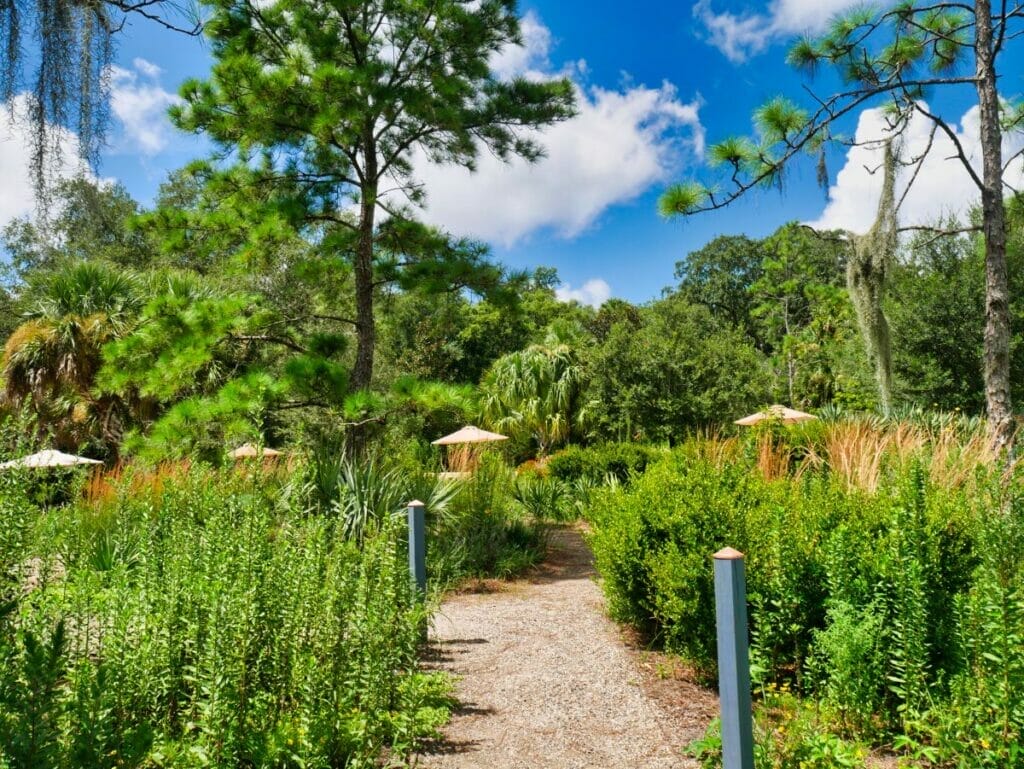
172, 0, 576, 394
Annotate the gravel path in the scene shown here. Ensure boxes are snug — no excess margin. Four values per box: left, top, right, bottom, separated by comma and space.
416, 526, 709, 769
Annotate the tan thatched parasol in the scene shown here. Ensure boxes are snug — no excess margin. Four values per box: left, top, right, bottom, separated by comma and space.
431, 426, 509, 445
431, 425, 508, 473
0, 449, 102, 469
734, 405, 817, 426
228, 443, 283, 459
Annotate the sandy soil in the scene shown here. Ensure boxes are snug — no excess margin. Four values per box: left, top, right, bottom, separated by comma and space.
415, 526, 716, 769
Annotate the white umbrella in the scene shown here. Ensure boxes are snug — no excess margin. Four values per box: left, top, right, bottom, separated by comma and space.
734, 405, 817, 426
0, 449, 102, 469
431, 425, 509, 445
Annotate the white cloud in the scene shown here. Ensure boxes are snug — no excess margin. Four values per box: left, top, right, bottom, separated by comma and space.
406, 15, 704, 246
0, 95, 92, 228
108, 58, 180, 154
694, 0, 866, 63
490, 11, 554, 79
556, 278, 612, 308
132, 57, 164, 79
808, 103, 1024, 233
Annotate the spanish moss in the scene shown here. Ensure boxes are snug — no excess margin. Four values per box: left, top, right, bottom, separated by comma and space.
3, 0, 117, 198
847, 139, 898, 413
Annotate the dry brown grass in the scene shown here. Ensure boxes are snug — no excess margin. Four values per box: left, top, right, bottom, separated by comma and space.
763, 419, 993, 493
85, 460, 194, 504
683, 427, 742, 470
756, 434, 791, 481
444, 444, 495, 473
926, 426, 994, 488
825, 421, 918, 493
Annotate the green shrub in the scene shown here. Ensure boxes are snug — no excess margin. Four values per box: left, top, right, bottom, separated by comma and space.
0, 469, 451, 768
587, 437, 1010, 755
547, 442, 661, 484
588, 452, 837, 680
907, 502, 1024, 766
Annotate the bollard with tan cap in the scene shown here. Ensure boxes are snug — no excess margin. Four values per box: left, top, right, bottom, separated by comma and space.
714, 546, 754, 769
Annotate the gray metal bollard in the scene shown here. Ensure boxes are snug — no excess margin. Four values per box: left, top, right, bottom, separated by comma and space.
407, 500, 427, 597
713, 547, 754, 769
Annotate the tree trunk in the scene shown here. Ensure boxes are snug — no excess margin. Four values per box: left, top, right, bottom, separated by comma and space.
346, 133, 378, 458
352, 133, 378, 393
975, 0, 1015, 455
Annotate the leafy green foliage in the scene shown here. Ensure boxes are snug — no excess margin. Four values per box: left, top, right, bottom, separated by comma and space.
546, 442, 662, 485
2, 261, 143, 456
585, 295, 770, 442
0, 467, 452, 767
587, 427, 1011, 754
675, 234, 767, 337
172, 0, 576, 392
480, 326, 592, 456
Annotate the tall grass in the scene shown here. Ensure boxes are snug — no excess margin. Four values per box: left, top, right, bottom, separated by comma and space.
431, 453, 547, 581
744, 417, 994, 493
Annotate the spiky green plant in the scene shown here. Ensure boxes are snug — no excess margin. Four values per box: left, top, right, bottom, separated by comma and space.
479, 328, 592, 456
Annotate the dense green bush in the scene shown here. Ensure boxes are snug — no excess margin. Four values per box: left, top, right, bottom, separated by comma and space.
588, 437, 1022, 763
0, 469, 451, 768
432, 453, 547, 580
546, 442, 662, 484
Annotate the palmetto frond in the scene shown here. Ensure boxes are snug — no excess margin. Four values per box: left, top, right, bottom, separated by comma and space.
479, 336, 591, 455
3, 261, 142, 454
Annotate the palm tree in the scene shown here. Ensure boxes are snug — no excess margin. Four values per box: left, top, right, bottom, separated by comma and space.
479, 326, 591, 456
3, 262, 141, 455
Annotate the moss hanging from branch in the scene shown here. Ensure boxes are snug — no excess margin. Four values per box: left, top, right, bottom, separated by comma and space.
2, 0, 114, 197
847, 139, 898, 413
2, 0, 197, 198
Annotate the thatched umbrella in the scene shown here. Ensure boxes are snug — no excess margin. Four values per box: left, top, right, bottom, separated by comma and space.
734, 405, 817, 426
431, 425, 508, 473
0, 449, 102, 469
228, 443, 283, 460
431, 426, 509, 445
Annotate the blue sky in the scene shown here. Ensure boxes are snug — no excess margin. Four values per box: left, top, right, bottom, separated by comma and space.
3, 0, 1021, 304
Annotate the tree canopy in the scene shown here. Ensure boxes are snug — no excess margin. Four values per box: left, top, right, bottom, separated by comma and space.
172, 0, 576, 396
660, 0, 1024, 452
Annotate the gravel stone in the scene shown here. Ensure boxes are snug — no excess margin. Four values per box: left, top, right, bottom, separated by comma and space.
416, 526, 706, 768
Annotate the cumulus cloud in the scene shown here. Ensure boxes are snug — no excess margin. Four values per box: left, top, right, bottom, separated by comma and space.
694, 0, 866, 63
807, 103, 1024, 234
490, 11, 555, 79
406, 13, 703, 246
108, 58, 181, 154
0, 95, 92, 228
555, 278, 612, 308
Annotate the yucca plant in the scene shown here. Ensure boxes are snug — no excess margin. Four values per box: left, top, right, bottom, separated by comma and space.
310, 446, 462, 541
512, 474, 567, 521
334, 457, 409, 542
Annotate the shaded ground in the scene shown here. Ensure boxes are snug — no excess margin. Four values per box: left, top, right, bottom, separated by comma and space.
416, 525, 716, 768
